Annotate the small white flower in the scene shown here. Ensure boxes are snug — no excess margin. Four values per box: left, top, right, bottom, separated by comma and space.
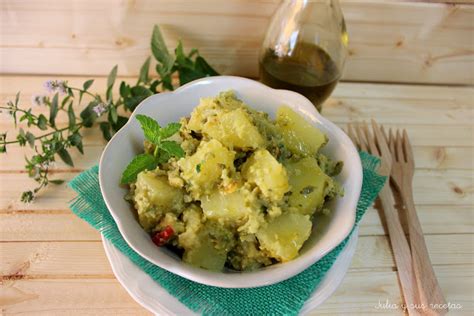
32, 167, 41, 180
32, 94, 48, 106
44, 80, 68, 94
57, 81, 68, 94
43, 80, 55, 93
92, 103, 109, 116
42, 160, 54, 168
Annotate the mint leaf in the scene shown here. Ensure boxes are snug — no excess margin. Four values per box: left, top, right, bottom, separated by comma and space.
174, 40, 219, 86
160, 73, 174, 91
178, 67, 205, 86
188, 48, 198, 58
111, 115, 128, 133
121, 153, 157, 184
160, 122, 181, 139
131, 86, 153, 98
80, 101, 98, 127
50, 179, 65, 185
195, 56, 219, 76
135, 114, 161, 144
124, 86, 153, 112
107, 65, 118, 90
108, 105, 118, 124
100, 122, 112, 141
119, 81, 130, 98
83, 79, 94, 91
151, 25, 175, 73
155, 149, 171, 164
67, 102, 76, 130
58, 148, 74, 167
61, 95, 71, 109
68, 132, 83, 154
175, 41, 193, 69
138, 57, 151, 84
160, 140, 184, 158
25, 132, 35, 148
49, 93, 58, 127
37, 114, 48, 131
106, 65, 118, 102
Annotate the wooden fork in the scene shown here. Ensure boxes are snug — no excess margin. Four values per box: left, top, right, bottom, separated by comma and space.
386, 129, 448, 315
348, 121, 419, 316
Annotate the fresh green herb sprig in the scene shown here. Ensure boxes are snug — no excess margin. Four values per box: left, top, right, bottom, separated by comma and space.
0, 25, 218, 202
120, 115, 184, 184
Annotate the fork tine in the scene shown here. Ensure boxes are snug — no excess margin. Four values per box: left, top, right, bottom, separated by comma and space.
387, 128, 397, 161
402, 129, 415, 167
362, 121, 379, 156
354, 123, 368, 152
381, 124, 389, 144
347, 123, 359, 149
395, 130, 404, 162
371, 120, 391, 160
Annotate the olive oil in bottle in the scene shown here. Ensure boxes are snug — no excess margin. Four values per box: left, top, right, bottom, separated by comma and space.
259, 42, 341, 112
258, 0, 347, 112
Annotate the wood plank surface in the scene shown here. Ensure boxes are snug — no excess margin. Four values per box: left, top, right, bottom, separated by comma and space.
1, 120, 472, 146
0, 72, 473, 315
0, 213, 100, 242
319, 266, 474, 315
0, 278, 151, 315
1, 1, 473, 84
2, 77, 473, 127
3, 76, 473, 103
1, 168, 472, 212
1, 204, 473, 242
0, 165, 474, 210
2, 235, 473, 279
1, 267, 472, 315
2, 144, 472, 171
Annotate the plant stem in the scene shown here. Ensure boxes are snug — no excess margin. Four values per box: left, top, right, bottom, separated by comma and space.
68, 87, 96, 98
0, 106, 30, 113
2, 123, 84, 145
0, 105, 61, 131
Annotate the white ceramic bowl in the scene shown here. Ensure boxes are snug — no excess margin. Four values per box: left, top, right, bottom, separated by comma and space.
99, 76, 362, 288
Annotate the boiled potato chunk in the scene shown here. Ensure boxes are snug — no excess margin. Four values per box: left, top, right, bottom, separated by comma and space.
183, 232, 228, 271
181, 219, 234, 271
286, 157, 332, 215
187, 97, 221, 132
201, 189, 250, 222
215, 90, 246, 111
178, 139, 235, 196
187, 91, 264, 149
202, 108, 264, 150
241, 149, 289, 201
276, 106, 327, 156
133, 171, 184, 231
256, 212, 312, 262
178, 206, 203, 250
228, 238, 273, 271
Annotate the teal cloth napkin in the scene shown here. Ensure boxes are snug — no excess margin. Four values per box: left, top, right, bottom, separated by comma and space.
68, 151, 385, 316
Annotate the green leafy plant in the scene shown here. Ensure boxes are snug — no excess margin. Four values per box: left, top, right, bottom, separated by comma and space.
120, 115, 183, 184
0, 25, 218, 202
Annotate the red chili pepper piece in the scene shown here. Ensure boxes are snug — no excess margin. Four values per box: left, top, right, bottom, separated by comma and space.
151, 225, 174, 247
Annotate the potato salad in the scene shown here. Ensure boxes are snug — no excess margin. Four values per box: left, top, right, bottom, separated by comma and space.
124, 91, 342, 271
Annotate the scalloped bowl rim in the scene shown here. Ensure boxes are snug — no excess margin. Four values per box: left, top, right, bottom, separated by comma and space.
99, 76, 362, 288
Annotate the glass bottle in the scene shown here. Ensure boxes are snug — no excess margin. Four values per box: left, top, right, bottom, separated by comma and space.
259, 0, 348, 112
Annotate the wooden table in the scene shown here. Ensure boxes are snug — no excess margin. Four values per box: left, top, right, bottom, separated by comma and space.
1, 78, 473, 315
1, 0, 473, 315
